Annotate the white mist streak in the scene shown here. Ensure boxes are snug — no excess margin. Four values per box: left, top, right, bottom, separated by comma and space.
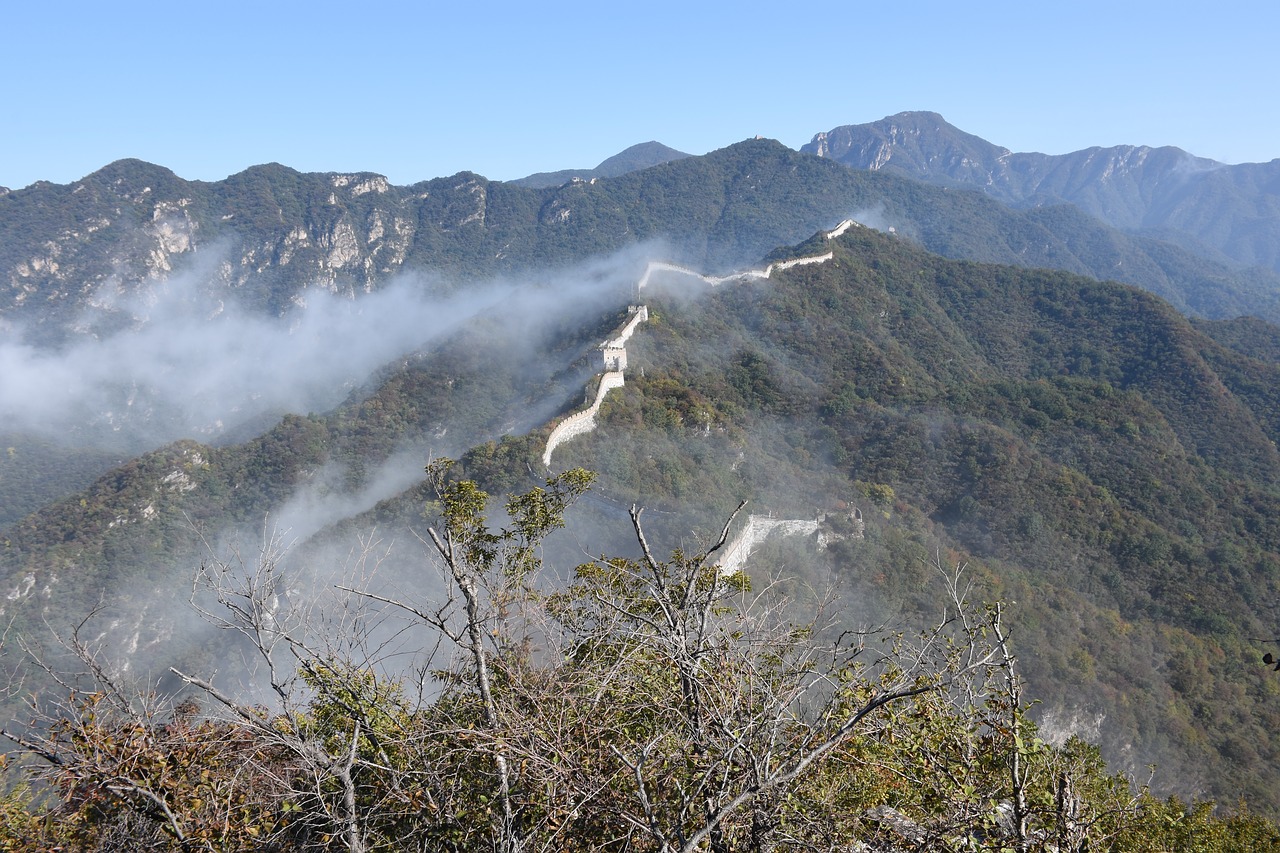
0, 246, 660, 448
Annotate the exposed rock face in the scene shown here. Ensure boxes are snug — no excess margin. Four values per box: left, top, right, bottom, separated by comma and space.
0, 162, 510, 339
808, 112, 1012, 188
147, 199, 198, 273
3, 150, 844, 344
7, 138, 1280, 348
804, 111, 1280, 273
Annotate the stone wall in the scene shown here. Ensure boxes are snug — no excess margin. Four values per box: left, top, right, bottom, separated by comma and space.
542, 371, 627, 467
825, 218, 858, 240
635, 252, 834, 292
542, 222, 852, 468
717, 514, 821, 577
601, 305, 648, 371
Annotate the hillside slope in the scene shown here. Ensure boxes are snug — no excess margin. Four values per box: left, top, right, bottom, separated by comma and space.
510, 140, 691, 188
5, 225, 1280, 816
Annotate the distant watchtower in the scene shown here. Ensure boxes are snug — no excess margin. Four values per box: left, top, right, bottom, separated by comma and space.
599, 305, 648, 372
601, 344, 627, 372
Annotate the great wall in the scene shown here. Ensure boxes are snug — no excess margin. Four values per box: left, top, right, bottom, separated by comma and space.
541, 220, 865, 574
540, 305, 648, 467
717, 509, 865, 576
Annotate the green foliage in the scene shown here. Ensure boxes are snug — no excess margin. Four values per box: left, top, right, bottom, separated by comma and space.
7, 137, 1278, 350
458, 434, 543, 496
536, 225, 1280, 818
6, 477, 1278, 850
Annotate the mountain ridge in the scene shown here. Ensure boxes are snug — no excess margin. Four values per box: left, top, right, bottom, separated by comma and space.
8, 222, 1280, 813
509, 140, 691, 188
804, 110, 1280, 274
7, 138, 1279, 348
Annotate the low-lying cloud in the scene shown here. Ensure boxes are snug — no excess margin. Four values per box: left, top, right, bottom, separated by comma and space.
0, 244, 661, 451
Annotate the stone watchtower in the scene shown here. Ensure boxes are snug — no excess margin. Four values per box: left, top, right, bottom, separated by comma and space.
601, 344, 627, 372
600, 305, 648, 372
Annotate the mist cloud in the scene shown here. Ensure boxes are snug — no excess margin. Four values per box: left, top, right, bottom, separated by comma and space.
0, 244, 662, 451
847, 205, 897, 234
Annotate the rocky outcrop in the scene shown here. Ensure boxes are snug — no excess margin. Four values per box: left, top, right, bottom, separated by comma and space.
805, 112, 1280, 276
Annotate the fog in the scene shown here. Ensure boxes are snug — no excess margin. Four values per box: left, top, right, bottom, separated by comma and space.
847, 205, 898, 235
0, 243, 664, 452
0, 239, 680, 704
1, 233, 866, 683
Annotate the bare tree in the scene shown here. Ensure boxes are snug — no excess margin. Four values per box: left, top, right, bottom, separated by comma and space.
3, 467, 1143, 852
172, 514, 504, 853
0, 604, 298, 851
498, 504, 1010, 853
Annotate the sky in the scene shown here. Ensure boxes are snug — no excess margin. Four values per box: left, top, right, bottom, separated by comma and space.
3, 1, 1277, 191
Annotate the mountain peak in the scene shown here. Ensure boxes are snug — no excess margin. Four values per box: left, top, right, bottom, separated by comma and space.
594, 141, 690, 177
511, 141, 690, 188
85, 158, 186, 187
801, 114, 1253, 238
804, 112, 1010, 182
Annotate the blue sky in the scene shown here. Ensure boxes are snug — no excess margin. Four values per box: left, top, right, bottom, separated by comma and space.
3, 1, 1276, 190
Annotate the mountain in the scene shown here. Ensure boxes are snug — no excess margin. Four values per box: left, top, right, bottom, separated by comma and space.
7, 141, 1280, 353
7, 114, 1280, 842
5, 141, 1280, 540
804, 111, 1280, 276
526, 226, 1280, 814
509, 141, 691, 188
7, 218, 1280, 817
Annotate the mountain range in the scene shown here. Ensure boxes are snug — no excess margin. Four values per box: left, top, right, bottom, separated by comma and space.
805, 110, 1280, 276
3, 116, 1280, 821
6, 134, 1280, 348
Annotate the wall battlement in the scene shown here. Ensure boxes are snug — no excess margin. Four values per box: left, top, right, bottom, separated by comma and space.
542, 222, 849, 468
825, 219, 859, 240
542, 371, 627, 467
635, 253, 834, 293
716, 505, 865, 578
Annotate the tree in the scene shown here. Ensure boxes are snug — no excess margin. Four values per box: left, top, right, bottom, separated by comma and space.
0, 610, 293, 851
520, 514, 1009, 852
5, 467, 1278, 851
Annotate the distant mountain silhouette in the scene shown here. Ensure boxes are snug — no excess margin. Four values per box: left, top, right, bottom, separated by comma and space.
805, 111, 1280, 275
511, 141, 690, 188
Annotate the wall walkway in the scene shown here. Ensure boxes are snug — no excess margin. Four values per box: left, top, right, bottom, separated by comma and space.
542, 220, 856, 468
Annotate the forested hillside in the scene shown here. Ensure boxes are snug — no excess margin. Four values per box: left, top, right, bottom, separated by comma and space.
547, 226, 1280, 814
5, 462, 1279, 850
5, 220, 1280, 842
5, 140, 1278, 536
5, 122, 1280, 849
